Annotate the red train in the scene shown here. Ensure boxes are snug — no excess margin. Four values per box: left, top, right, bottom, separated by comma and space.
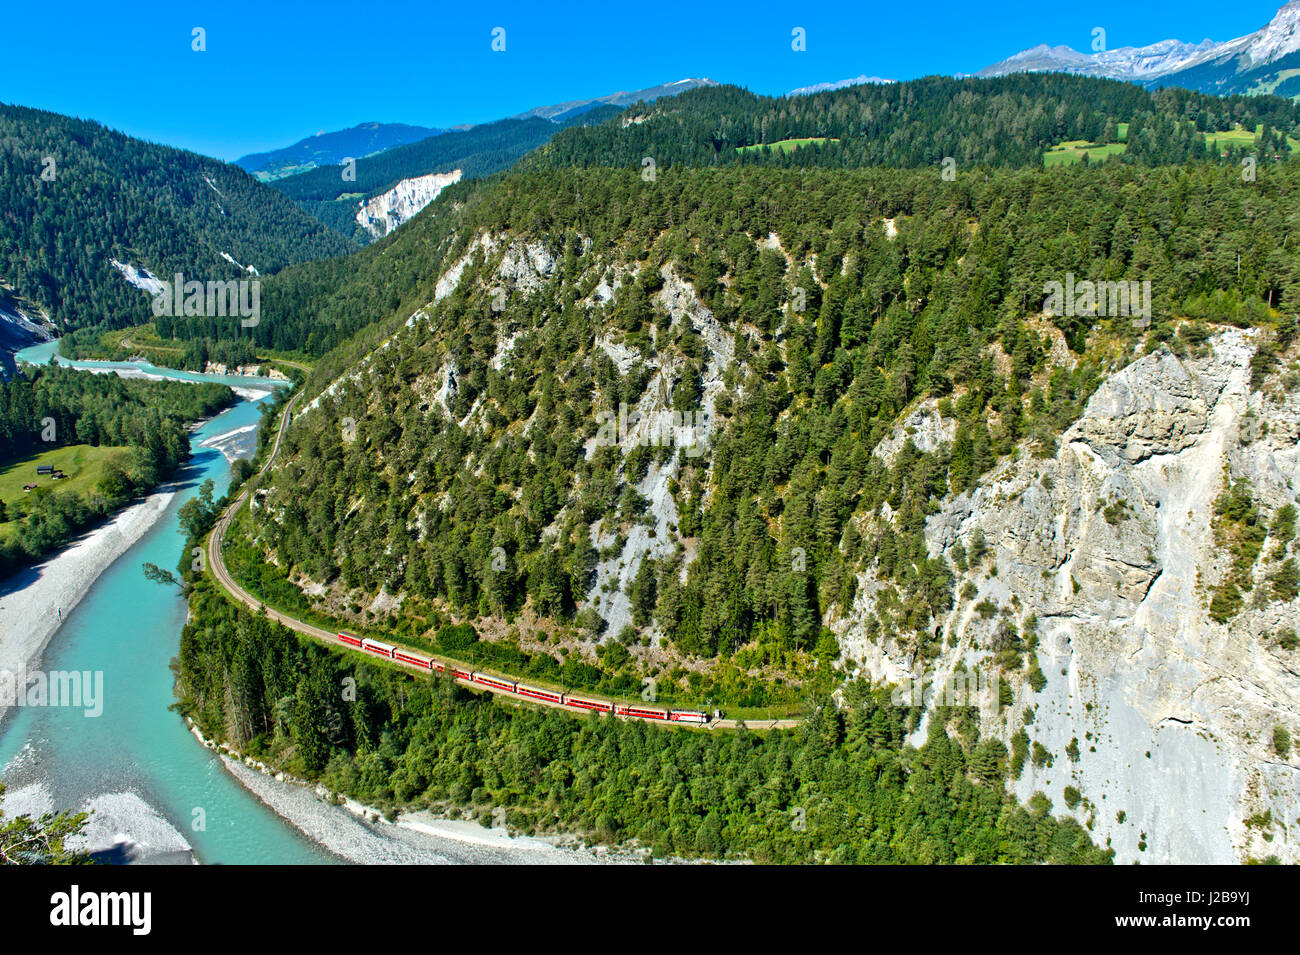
340, 632, 710, 725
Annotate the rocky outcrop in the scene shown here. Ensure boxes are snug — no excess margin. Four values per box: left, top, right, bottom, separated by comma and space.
581, 265, 734, 639
202, 361, 289, 381
836, 328, 1300, 863
356, 170, 462, 240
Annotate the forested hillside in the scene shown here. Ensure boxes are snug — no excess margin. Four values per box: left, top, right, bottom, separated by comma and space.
0, 362, 232, 575
220, 161, 1300, 714
527, 76, 1300, 170
177, 581, 1111, 864
0, 103, 354, 335
153, 64, 1300, 866
143, 73, 1300, 364
154, 174, 486, 356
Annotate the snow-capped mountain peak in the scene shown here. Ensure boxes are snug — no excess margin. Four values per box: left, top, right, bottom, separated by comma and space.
977, 2, 1300, 94
1243, 0, 1300, 66
789, 75, 896, 96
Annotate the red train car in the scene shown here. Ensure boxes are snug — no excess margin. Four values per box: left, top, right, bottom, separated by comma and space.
564, 694, 614, 713
517, 683, 563, 704
615, 703, 669, 721
337, 633, 710, 728
393, 648, 432, 669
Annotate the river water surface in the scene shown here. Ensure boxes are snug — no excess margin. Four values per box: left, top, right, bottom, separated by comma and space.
0, 343, 334, 863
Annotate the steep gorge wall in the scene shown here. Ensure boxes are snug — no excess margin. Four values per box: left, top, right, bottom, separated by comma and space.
837, 329, 1300, 863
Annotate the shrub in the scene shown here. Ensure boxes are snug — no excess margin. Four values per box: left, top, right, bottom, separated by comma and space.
1274, 725, 1292, 760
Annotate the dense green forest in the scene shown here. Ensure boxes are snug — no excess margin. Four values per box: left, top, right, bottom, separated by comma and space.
528, 76, 1300, 171
224, 160, 1299, 710
176, 581, 1112, 864
0, 361, 232, 575
0, 102, 354, 334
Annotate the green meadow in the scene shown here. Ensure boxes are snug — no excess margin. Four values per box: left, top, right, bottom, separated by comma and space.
736, 137, 838, 154
0, 444, 125, 545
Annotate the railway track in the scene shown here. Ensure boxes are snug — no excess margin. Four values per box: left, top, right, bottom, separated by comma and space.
206, 390, 801, 732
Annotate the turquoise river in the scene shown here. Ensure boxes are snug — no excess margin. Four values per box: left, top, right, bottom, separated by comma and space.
0, 341, 334, 863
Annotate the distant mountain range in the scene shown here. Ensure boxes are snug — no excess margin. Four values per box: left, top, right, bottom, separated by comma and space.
979, 1, 1300, 98
235, 122, 445, 182
254, 79, 716, 244
789, 75, 895, 96
509, 78, 717, 121
240, 79, 716, 187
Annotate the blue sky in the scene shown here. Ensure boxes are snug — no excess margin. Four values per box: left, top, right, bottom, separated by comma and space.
0, 1, 1288, 161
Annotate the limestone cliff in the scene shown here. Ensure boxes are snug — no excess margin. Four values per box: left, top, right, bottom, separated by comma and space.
837, 328, 1300, 863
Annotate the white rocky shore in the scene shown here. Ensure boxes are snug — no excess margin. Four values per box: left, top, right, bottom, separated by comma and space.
191, 725, 621, 865
0, 780, 195, 864
0, 483, 175, 726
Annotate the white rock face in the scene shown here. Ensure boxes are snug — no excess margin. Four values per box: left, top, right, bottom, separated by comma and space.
581, 265, 734, 639
356, 169, 462, 239
110, 258, 167, 297
874, 397, 955, 465
495, 240, 558, 297
836, 329, 1300, 863
219, 251, 259, 275
434, 233, 498, 302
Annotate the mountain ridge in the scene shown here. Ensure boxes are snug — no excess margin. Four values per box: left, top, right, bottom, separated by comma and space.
235, 122, 445, 182
979, 1, 1300, 97
241, 78, 716, 191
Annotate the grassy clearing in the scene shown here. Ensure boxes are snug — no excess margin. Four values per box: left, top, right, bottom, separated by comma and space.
1044, 122, 1298, 168
1205, 127, 1258, 154
104, 324, 183, 355
0, 444, 125, 544
1043, 140, 1127, 167
1204, 124, 1300, 156
0, 445, 122, 505
737, 137, 838, 154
